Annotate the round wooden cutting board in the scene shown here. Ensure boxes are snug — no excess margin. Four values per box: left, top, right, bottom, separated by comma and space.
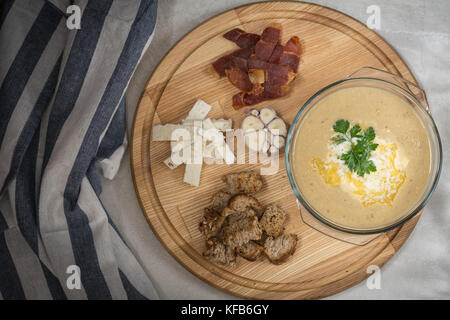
131, 2, 422, 299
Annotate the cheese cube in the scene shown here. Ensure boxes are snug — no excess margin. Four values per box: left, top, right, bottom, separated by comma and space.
183, 163, 202, 187
184, 99, 212, 121
211, 119, 232, 131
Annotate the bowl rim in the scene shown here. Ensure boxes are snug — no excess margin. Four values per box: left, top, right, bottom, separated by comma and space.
285, 77, 443, 234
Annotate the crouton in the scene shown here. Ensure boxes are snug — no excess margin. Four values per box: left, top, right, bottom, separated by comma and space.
199, 206, 226, 239
264, 234, 298, 265
220, 215, 262, 248
237, 241, 264, 261
227, 194, 264, 217
203, 238, 236, 267
222, 171, 263, 194
259, 204, 287, 237
211, 190, 233, 213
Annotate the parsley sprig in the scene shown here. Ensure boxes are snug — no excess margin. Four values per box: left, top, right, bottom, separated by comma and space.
331, 119, 378, 177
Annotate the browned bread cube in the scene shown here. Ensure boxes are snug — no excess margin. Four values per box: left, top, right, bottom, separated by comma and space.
237, 241, 264, 261
259, 204, 287, 237
224, 209, 257, 227
199, 206, 226, 239
203, 238, 236, 267
201, 171, 300, 267
211, 190, 233, 213
264, 234, 298, 265
227, 194, 264, 217
220, 215, 262, 248
222, 171, 263, 194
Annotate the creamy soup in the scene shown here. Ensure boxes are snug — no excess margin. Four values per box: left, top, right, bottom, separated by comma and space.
292, 86, 431, 229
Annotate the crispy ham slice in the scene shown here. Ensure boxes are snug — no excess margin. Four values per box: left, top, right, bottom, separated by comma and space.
248, 56, 270, 70
263, 82, 290, 99
248, 69, 265, 84
279, 36, 302, 72
248, 69, 265, 95
265, 64, 294, 86
223, 28, 245, 42
284, 36, 302, 55
254, 24, 281, 61
223, 28, 261, 49
212, 24, 302, 109
279, 53, 300, 73
211, 48, 251, 77
268, 44, 283, 63
231, 56, 248, 72
225, 66, 253, 92
232, 92, 266, 109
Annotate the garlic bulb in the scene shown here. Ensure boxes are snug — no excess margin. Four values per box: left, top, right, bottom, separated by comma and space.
241, 107, 288, 156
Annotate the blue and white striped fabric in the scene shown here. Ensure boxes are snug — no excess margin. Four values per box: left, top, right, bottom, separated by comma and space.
0, 0, 159, 299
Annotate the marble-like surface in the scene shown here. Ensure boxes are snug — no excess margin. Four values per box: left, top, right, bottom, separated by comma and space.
100, 0, 450, 299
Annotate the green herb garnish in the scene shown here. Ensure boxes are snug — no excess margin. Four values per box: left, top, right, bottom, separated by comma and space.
331, 119, 378, 177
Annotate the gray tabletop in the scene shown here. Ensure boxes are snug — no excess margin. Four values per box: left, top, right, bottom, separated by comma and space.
102, 0, 450, 299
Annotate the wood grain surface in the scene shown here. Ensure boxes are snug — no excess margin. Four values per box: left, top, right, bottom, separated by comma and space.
131, 1, 421, 299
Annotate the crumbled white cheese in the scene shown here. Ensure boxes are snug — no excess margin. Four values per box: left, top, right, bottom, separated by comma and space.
156, 99, 235, 187
183, 163, 202, 187
313, 137, 407, 206
184, 99, 211, 121
211, 119, 232, 131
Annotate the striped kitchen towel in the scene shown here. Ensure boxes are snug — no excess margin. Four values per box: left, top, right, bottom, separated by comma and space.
0, 0, 159, 299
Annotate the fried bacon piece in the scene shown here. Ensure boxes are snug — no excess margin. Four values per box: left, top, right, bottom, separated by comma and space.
252, 83, 264, 95
231, 60, 296, 108
212, 24, 302, 108
279, 54, 300, 73
225, 66, 253, 92
265, 64, 294, 86
268, 44, 283, 64
231, 62, 296, 108
232, 65, 295, 108
247, 56, 270, 70
263, 82, 290, 99
223, 28, 261, 49
279, 36, 302, 72
231, 56, 248, 73
232, 92, 266, 109
227, 68, 265, 99
284, 36, 302, 55
223, 28, 245, 42
248, 69, 265, 85
254, 23, 281, 61
248, 69, 265, 95
211, 48, 251, 77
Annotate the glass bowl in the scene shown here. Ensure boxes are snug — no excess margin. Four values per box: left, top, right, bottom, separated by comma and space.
285, 67, 442, 234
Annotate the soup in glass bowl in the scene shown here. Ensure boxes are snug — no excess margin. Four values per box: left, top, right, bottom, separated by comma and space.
286, 76, 442, 234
